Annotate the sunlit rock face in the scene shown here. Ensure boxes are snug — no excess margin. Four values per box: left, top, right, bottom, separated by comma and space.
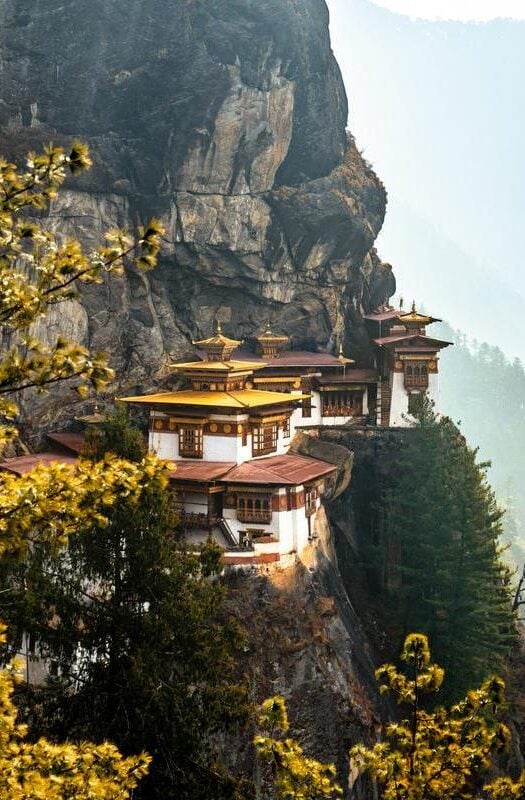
0, 0, 393, 423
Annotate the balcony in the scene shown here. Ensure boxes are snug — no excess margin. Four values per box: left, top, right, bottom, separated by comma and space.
404, 375, 429, 390
237, 509, 272, 524
181, 512, 218, 530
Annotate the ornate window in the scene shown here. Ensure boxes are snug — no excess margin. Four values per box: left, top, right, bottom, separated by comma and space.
282, 417, 291, 438
179, 426, 203, 458
404, 361, 429, 389
321, 391, 363, 417
302, 397, 312, 418
237, 495, 272, 523
252, 424, 278, 456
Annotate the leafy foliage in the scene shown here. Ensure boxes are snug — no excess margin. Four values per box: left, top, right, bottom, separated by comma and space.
255, 697, 342, 800
0, 621, 150, 800
0, 142, 163, 450
350, 633, 525, 800
0, 143, 165, 797
0, 412, 248, 800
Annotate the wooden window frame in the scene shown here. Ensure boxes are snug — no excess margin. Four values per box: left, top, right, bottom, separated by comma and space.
252, 423, 278, 456
302, 397, 312, 418
179, 426, 204, 458
237, 494, 272, 524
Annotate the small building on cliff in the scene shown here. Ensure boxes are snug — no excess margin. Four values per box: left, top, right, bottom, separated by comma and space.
364, 303, 452, 427
0, 307, 451, 565
120, 324, 340, 566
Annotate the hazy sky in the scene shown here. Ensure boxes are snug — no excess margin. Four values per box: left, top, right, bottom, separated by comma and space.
369, 0, 525, 21
327, 0, 525, 358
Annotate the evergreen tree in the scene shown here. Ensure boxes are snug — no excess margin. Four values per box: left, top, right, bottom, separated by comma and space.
0, 143, 164, 797
0, 412, 249, 800
374, 399, 514, 700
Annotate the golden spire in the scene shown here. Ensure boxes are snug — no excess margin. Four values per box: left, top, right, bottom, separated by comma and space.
253, 321, 289, 358
192, 322, 241, 361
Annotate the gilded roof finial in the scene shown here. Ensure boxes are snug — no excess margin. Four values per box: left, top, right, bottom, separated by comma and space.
215, 318, 223, 334
411, 300, 417, 314
399, 296, 404, 310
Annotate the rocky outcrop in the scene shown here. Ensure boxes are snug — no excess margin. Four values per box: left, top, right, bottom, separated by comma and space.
0, 0, 392, 429
221, 507, 386, 796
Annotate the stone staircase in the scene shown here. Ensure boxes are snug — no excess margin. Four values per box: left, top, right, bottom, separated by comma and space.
380, 381, 392, 427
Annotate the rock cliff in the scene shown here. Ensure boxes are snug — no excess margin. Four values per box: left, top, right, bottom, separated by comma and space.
0, 0, 393, 427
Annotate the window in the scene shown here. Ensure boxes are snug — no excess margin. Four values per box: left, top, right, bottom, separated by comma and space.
241, 426, 248, 447
237, 495, 272, 523
302, 397, 312, 418
305, 486, 317, 516
404, 361, 429, 389
252, 423, 278, 456
321, 391, 363, 417
282, 417, 291, 438
179, 426, 203, 458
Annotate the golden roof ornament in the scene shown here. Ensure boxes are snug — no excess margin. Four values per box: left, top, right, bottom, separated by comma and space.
337, 343, 355, 366
398, 300, 433, 326
192, 320, 242, 361
253, 321, 289, 358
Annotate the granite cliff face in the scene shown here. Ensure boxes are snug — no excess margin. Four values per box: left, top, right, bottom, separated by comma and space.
0, 0, 393, 424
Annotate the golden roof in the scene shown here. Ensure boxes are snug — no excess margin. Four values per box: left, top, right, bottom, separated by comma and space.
171, 360, 266, 373
255, 323, 289, 344
398, 301, 433, 326
192, 320, 241, 350
119, 389, 310, 409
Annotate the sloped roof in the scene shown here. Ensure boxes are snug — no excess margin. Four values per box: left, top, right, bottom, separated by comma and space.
233, 350, 342, 368
222, 453, 337, 486
0, 452, 78, 476
363, 309, 403, 322
317, 370, 378, 385
47, 432, 85, 454
373, 334, 452, 348
120, 389, 308, 409
168, 462, 236, 481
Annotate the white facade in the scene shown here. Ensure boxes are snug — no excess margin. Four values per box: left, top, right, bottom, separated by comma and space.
149, 410, 295, 464
222, 487, 321, 556
389, 371, 439, 427
292, 388, 369, 429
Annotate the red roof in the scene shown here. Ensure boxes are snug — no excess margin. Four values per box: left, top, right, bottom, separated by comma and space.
47, 432, 85, 454
317, 370, 378, 385
373, 334, 452, 348
222, 453, 336, 486
232, 349, 341, 368
0, 452, 78, 476
169, 461, 235, 482
363, 308, 403, 322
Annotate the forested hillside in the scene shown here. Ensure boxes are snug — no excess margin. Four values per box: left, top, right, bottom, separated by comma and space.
437, 323, 525, 570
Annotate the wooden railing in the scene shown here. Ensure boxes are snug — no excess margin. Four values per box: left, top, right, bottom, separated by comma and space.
181, 512, 218, 530
237, 509, 272, 524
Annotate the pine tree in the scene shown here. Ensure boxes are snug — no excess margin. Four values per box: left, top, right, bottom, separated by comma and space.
374, 399, 514, 700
